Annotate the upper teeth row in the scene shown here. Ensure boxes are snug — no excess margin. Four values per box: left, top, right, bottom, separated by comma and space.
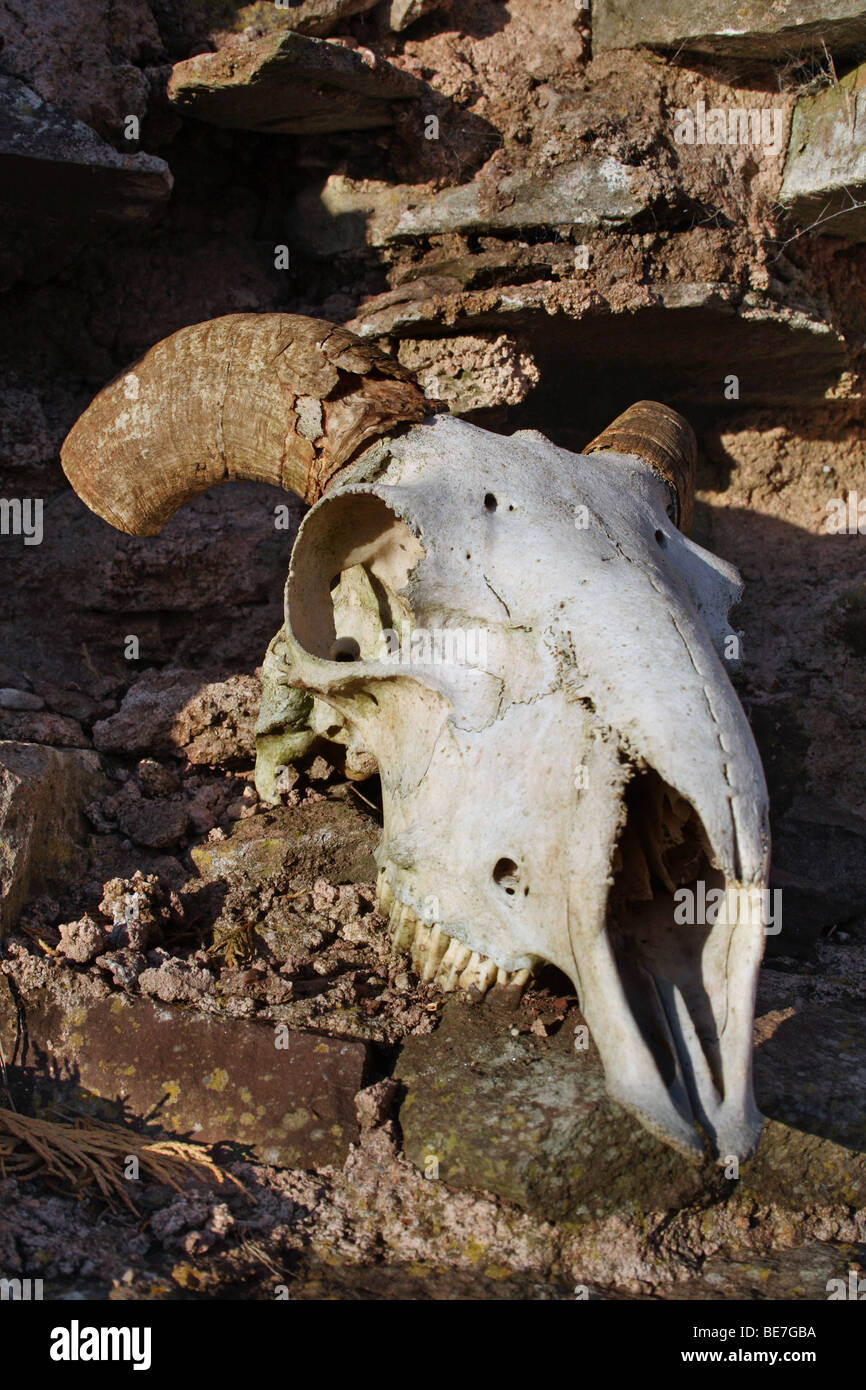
377, 869, 532, 996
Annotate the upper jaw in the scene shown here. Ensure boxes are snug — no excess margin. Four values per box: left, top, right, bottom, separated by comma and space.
377, 737, 768, 1166
380, 862, 766, 1164
572, 878, 766, 1163
378, 834, 767, 1165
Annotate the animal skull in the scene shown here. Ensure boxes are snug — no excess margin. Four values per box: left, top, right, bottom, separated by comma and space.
63, 314, 771, 1164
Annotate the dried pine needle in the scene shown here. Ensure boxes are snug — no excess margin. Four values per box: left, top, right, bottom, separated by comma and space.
0, 1106, 245, 1213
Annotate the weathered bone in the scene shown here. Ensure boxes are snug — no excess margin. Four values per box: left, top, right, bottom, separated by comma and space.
272, 413, 769, 1162
62, 315, 771, 1166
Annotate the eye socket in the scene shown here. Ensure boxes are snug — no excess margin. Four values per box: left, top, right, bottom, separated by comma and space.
493, 857, 520, 896
288, 492, 424, 661
329, 636, 361, 662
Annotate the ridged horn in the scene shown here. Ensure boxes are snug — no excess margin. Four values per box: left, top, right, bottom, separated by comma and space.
60, 313, 431, 535
583, 400, 697, 533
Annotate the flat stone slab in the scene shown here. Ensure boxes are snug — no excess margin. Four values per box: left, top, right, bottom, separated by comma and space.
593, 0, 866, 58
780, 62, 866, 240
0, 979, 369, 1167
392, 157, 650, 240
0, 76, 172, 289
755, 999, 866, 1152
225, 0, 381, 39
346, 286, 848, 415
190, 797, 379, 886
0, 741, 107, 934
289, 158, 651, 254
663, 1241, 866, 1300
395, 998, 716, 1222
167, 30, 431, 134
741, 1118, 866, 1211
395, 996, 866, 1223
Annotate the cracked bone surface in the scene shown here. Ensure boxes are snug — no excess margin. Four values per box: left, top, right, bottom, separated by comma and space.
62, 314, 771, 1165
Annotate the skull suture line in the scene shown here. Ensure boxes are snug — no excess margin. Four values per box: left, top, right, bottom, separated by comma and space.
63, 314, 771, 1165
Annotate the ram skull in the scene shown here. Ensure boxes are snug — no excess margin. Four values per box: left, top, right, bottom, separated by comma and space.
63, 313, 771, 1164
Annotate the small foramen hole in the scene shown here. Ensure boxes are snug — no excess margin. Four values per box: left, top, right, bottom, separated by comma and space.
655, 529, 667, 547
493, 857, 520, 896
329, 636, 360, 662
484, 492, 498, 512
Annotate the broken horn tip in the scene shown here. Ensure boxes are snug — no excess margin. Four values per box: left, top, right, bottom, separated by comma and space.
584, 400, 697, 531
585, 399, 696, 451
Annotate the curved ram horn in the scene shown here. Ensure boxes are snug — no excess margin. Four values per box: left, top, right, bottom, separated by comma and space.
583, 400, 697, 533
61, 313, 431, 535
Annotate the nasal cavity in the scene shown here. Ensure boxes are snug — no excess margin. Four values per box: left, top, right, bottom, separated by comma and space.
493, 857, 520, 896
329, 636, 360, 662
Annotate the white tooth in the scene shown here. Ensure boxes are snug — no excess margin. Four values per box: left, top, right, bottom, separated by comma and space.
377, 869, 394, 916
390, 902, 416, 953
410, 919, 431, 973
436, 939, 472, 991
421, 923, 450, 981
458, 950, 484, 991
492, 965, 532, 993
386, 897, 529, 998
476, 957, 499, 994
